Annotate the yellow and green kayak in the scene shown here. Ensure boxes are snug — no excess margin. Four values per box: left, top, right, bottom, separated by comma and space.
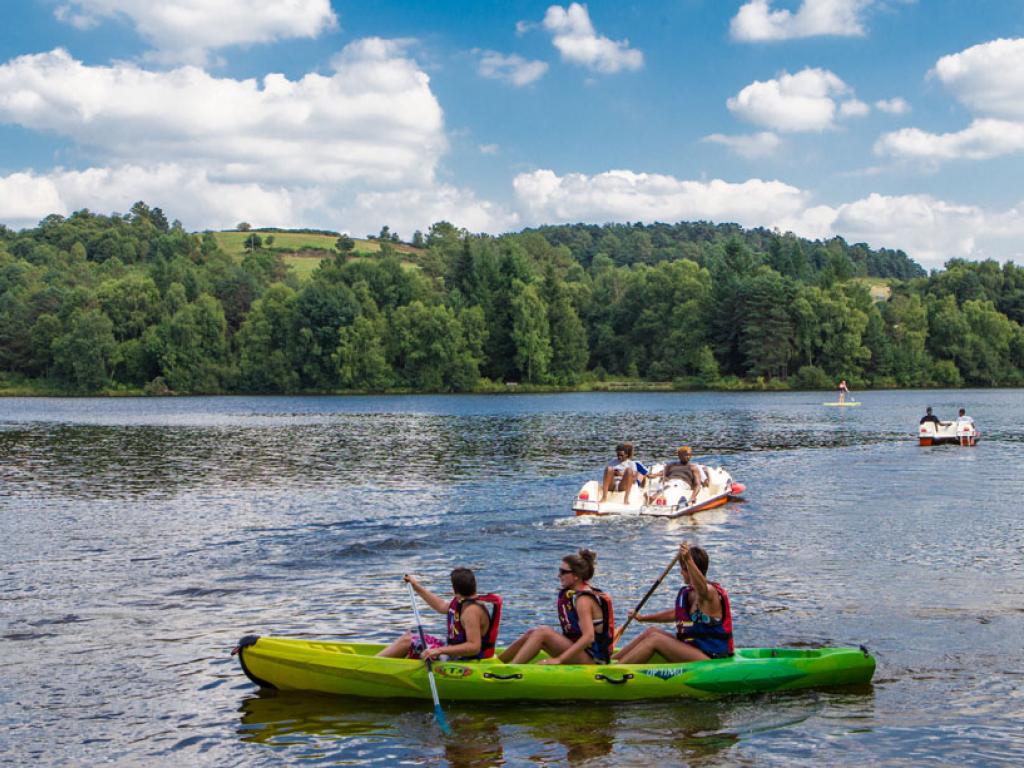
234, 636, 875, 701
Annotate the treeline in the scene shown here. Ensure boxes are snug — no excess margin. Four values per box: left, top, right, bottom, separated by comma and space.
0, 204, 1022, 394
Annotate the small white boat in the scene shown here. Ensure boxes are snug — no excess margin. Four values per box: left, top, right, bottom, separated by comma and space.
572, 464, 746, 519
918, 420, 980, 447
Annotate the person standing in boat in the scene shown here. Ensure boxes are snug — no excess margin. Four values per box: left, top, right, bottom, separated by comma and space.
599, 442, 647, 504
645, 446, 702, 506
377, 569, 502, 661
838, 379, 850, 404
613, 542, 733, 664
498, 548, 615, 665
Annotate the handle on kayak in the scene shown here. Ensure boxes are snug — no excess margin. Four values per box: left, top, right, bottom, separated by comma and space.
594, 673, 634, 685
483, 672, 524, 681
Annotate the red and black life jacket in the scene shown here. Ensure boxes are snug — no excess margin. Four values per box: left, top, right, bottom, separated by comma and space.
557, 586, 615, 662
675, 582, 734, 658
447, 593, 502, 660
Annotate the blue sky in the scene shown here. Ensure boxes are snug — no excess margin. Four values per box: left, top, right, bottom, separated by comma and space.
1, 0, 1022, 267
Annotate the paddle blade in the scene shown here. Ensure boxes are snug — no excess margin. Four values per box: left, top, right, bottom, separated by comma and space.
434, 703, 451, 735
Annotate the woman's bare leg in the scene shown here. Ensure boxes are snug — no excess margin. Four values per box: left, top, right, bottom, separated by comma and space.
377, 631, 414, 658
509, 627, 574, 664
615, 628, 709, 664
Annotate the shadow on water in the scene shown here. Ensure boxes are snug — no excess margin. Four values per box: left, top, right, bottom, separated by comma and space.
236, 686, 875, 766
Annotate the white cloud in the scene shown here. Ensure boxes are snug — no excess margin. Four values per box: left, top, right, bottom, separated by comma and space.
874, 97, 909, 114
512, 169, 808, 226
839, 98, 870, 117
510, 168, 1024, 268
350, 184, 519, 236
53, 0, 337, 65
877, 39, 1024, 164
541, 3, 643, 73
702, 131, 782, 159
0, 172, 65, 222
796, 193, 990, 267
730, 0, 872, 42
875, 118, 1024, 161
477, 51, 548, 86
727, 68, 854, 132
0, 164, 312, 230
479, 144, 500, 155
932, 37, 1024, 119
0, 41, 516, 237
0, 44, 444, 188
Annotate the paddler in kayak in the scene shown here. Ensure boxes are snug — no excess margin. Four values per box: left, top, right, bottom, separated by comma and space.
613, 542, 733, 663
376, 569, 502, 661
498, 548, 615, 665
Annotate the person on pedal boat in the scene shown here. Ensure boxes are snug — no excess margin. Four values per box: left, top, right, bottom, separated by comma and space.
645, 446, 702, 506
599, 443, 648, 504
613, 542, 733, 664
377, 569, 502, 661
919, 406, 944, 427
498, 548, 615, 665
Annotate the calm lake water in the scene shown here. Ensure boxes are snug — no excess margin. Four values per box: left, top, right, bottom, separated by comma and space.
1, 390, 1022, 766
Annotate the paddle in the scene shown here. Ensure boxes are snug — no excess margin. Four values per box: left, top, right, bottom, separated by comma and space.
407, 579, 450, 735
613, 552, 681, 645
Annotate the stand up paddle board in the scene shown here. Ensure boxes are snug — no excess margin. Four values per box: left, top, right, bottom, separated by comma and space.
823, 402, 861, 406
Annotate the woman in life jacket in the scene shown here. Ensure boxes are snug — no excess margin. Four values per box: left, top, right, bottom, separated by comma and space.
376, 568, 502, 661
614, 542, 733, 664
498, 548, 615, 665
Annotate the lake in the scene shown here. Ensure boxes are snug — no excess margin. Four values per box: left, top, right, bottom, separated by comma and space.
1, 390, 1022, 766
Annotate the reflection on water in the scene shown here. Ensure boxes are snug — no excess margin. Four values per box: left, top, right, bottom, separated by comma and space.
1, 390, 1023, 766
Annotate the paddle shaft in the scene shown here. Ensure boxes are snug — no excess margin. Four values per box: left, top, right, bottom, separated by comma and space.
613, 553, 681, 644
407, 581, 450, 734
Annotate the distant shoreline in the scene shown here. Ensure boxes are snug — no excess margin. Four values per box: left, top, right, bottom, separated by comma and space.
0, 379, 1012, 397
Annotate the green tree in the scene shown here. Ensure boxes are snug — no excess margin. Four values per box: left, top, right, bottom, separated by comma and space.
510, 279, 552, 383
236, 284, 299, 392
155, 294, 229, 392
52, 308, 117, 390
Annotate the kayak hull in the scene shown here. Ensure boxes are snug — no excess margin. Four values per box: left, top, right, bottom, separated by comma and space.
235, 637, 875, 702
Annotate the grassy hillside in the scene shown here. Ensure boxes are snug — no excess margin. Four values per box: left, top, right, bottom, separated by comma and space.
212, 230, 425, 280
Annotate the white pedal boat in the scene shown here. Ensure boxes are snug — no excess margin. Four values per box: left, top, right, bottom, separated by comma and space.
572, 464, 746, 518
918, 421, 980, 446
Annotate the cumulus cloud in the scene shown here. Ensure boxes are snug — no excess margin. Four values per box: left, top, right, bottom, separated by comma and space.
0, 40, 516, 237
0, 164, 312, 230
349, 184, 520, 236
785, 193, 993, 267
540, 3, 643, 73
730, 0, 872, 42
932, 37, 1024, 119
512, 169, 808, 226
839, 98, 870, 117
477, 51, 549, 86
509, 168, 1024, 268
0, 43, 444, 188
727, 68, 855, 132
878, 39, 1024, 163
874, 118, 1024, 161
874, 97, 909, 114
53, 0, 337, 64
702, 131, 782, 159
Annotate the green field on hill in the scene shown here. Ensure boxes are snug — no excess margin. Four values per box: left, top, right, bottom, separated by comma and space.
212, 230, 424, 280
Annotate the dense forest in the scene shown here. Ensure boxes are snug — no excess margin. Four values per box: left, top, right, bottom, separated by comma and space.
1, 203, 1023, 394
